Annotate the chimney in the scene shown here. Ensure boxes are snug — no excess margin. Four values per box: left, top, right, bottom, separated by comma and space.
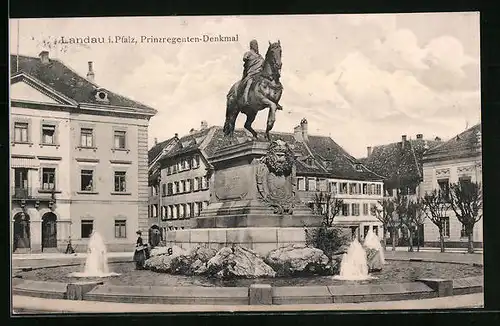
401, 135, 407, 149
87, 61, 95, 82
154, 137, 158, 145
367, 146, 372, 157
39, 51, 49, 64
174, 133, 179, 139
300, 118, 308, 142
435, 136, 442, 141
293, 124, 303, 142
416, 134, 423, 140
200, 121, 208, 130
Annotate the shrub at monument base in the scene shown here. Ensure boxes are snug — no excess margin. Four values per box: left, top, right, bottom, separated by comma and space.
305, 226, 352, 258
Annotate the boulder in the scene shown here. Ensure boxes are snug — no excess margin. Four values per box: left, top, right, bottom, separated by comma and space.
265, 244, 332, 276
365, 248, 383, 272
144, 245, 187, 272
206, 246, 276, 279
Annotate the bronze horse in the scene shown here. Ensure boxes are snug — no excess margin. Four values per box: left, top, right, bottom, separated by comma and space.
223, 41, 283, 141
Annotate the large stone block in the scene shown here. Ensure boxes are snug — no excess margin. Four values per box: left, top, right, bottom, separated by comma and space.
249, 284, 272, 305
208, 229, 227, 243
190, 229, 209, 243
66, 281, 103, 300
277, 228, 306, 243
417, 278, 453, 297
174, 230, 191, 242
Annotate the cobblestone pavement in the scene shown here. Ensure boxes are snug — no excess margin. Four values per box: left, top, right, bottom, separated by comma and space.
11, 293, 484, 313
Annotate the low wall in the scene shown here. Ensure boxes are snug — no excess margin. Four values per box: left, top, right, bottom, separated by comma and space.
11, 276, 484, 306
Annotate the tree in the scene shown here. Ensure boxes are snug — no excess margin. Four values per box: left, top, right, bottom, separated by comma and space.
371, 197, 396, 251
394, 191, 412, 251
448, 181, 482, 253
422, 189, 451, 253
313, 191, 343, 227
407, 198, 426, 252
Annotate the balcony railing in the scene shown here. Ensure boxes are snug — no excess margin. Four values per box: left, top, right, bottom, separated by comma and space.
11, 187, 58, 200
11, 187, 33, 199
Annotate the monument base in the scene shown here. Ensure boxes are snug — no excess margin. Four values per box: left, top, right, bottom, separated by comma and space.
164, 226, 308, 256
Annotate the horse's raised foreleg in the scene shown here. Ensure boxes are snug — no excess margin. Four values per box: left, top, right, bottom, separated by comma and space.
244, 111, 258, 139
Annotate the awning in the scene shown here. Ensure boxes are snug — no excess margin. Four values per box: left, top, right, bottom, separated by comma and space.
11, 157, 39, 169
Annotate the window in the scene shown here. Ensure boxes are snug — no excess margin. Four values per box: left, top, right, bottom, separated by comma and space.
328, 182, 337, 194
172, 164, 178, 174
80, 170, 94, 191
370, 204, 377, 216
181, 180, 186, 193
373, 225, 379, 236
193, 177, 200, 191
14, 122, 29, 142
153, 204, 158, 217
459, 176, 472, 188
162, 184, 167, 196
202, 176, 209, 190
362, 183, 368, 195
41, 124, 56, 144
298, 178, 306, 191
193, 155, 200, 168
81, 220, 93, 238
308, 178, 316, 192
167, 183, 173, 196
318, 179, 327, 192
186, 179, 192, 192
441, 217, 450, 237
42, 167, 56, 190
364, 226, 370, 238
197, 202, 203, 216
340, 183, 348, 194
352, 203, 360, 216
376, 184, 382, 195
461, 224, 468, 238
114, 220, 126, 238
167, 166, 172, 175
349, 183, 357, 194
179, 204, 185, 218
161, 206, 167, 220
363, 203, 369, 215
342, 203, 350, 216
175, 181, 180, 193
189, 203, 195, 218
168, 206, 173, 219
114, 130, 126, 149
185, 203, 191, 218
114, 171, 127, 192
437, 178, 450, 199
80, 128, 94, 147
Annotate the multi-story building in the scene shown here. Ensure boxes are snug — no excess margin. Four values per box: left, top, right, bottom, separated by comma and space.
148, 119, 384, 241
421, 124, 483, 248
10, 51, 157, 253
360, 134, 443, 245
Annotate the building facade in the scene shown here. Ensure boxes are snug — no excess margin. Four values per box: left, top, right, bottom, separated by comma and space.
421, 124, 483, 248
148, 119, 384, 242
11, 52, 157, 253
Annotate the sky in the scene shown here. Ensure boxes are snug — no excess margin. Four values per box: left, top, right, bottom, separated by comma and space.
9, 13, 481, 158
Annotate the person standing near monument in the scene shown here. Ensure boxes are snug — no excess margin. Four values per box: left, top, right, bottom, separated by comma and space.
241, 39, 265, 105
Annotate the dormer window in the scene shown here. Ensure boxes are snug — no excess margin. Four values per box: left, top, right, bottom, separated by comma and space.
354, 163, 363, 172
95, 89, 109, 102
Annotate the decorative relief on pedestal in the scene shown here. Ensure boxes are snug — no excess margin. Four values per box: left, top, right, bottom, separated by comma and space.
256, 140, 299, 215
435, 168, 450, 178
214, 168, 249, 201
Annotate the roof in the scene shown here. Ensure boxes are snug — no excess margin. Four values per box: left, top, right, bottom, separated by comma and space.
10, 54, 157, 115
362, 138, 443, 189
203, 127, 383, 181
148, 127, 215, 166
423, 124, 481, 162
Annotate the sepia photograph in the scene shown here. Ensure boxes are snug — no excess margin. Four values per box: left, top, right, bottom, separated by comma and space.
9, 13, 483, 314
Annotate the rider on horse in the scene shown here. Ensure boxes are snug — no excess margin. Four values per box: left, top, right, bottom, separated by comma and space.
241, 39, 265, 105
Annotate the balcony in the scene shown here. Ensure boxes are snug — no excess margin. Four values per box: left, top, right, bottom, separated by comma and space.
11, 187, 59, 201
12, 187, 33, 199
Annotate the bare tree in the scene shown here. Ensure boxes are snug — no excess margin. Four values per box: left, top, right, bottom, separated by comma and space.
422, 189, 451, 253
408, 198, 426, 252
371, 197, 396, 251
394, 191, 412, 251
449, 181, 482, 253
313, 191, 344, 227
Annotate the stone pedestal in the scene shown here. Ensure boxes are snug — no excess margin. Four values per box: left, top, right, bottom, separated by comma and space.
166, 140, 321, 257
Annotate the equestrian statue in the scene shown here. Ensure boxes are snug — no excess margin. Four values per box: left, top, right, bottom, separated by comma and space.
223, 39, 284, 141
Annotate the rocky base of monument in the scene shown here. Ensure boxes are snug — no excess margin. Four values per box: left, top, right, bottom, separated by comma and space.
144, 243, 355, 279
